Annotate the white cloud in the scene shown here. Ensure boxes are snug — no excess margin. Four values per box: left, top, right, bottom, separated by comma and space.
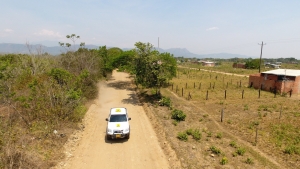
4, 29, 13, 33
34, 29, 62, 38
206, 27, 219, 31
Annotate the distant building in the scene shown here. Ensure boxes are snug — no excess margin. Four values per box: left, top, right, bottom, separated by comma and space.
265, 63, 281, 69
232, 63, 246, 69
249, 69, 300, 95
201, 61, 215, 67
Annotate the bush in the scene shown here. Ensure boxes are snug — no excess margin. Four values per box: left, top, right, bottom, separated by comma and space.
229, 141, 237, 148
216, 132, 223, 139
172, 120, 178, 126
245, 157, 254, 164
177, 132, 188, 141
171, 109, 186, 121
236, 147, 246, 156
191, 129, 202, 141
159, 96, 171, 107
220, 157, 228, 165
210, 146, 221, 155
186, 128, 193, 135
284, 145, 300, 155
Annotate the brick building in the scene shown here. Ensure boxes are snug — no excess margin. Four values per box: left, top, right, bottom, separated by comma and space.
249, 69, 300, 95
232, 63, 246, 69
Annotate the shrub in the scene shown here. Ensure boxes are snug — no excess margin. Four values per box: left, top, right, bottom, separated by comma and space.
159, 96, 172, 107
172, 120, 178, 126
220, 157, 228, 165
284, 145, 300, 155
216, 132, 223, 139
207, 131, 212, 137
171, 109, 186, 121
229, 141, 237, 148
236, 147, 246, 156
210, 146, 221, 155
186, 128, 193, 135
191, 129, 202, 141
177, 132, 188, 141
245, 157, 254, 164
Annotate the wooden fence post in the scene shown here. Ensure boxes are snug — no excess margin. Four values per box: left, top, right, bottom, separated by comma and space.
221, 109, 224, 122
182, 88, 183, 96
242, 90, 244, 99
258, 89, 261, 98
206, 90, 208, 100
186, 83, 187, 89
225, 90, 227, 99
255, 126, 259, 145
194, 82, 195, 88
213, 82, 215, 89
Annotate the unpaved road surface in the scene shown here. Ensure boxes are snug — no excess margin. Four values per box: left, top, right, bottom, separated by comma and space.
56, 70, 170, 169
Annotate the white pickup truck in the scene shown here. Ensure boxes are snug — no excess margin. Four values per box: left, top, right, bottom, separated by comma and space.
106, 108, 131, 140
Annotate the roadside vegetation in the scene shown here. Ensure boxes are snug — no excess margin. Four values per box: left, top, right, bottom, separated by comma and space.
1, 33, 299, 168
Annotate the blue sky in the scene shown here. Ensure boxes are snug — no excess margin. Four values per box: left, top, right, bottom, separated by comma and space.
1, 0, 300, 58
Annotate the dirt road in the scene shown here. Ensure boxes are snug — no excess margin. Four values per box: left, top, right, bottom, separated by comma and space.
56, 70, 170, 169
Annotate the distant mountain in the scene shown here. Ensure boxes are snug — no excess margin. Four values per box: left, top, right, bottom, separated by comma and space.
0, 43, 255, 59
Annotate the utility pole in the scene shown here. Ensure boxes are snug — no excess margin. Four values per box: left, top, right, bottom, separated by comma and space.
258, 41, 266, 73
158, 37, 159, 51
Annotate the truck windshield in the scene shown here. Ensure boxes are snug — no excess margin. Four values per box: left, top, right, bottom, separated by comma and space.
109, 114, 127, 122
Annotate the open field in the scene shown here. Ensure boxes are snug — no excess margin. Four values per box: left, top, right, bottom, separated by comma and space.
181, 61, 300, 75
139, 66, 300, 168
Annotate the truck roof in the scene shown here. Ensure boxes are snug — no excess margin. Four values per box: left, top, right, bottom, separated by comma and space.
110, 107, 127, 115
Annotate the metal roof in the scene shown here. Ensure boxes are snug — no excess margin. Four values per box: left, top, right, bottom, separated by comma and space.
262, 69, 300, 76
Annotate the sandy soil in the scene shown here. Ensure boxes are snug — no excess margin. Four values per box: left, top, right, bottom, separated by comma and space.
54, 70, 171, 169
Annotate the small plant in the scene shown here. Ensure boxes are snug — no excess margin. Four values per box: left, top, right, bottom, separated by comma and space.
159, 96, 172, 107
203, 114, 209, 118
171, 109, 186, 121
244, 104, 249, 111
284, 145, 300, 155
199, 118, 203, 122
216, 132, 223, 139
227, 120, 232, 124
207, 131, 212, 137
232, 152, 238, 157
220, 156, 228, 165
186, 128, 193, 135
177, 132, 188, 141
229, 141, 237, 148
236, 147, 246, 156
172, 120, 178, 126
191, 129, 202, 141
210, 146, 221, 155
245, 157, 254, 164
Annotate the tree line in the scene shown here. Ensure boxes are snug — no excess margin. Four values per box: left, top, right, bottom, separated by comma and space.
0, 35, 177, 168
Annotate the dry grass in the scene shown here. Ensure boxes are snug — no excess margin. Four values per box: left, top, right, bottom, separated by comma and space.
139, 66, 300, 168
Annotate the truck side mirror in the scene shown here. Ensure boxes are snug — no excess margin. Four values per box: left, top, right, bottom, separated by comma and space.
128, 117, 131, 120
105, 118, 108, 121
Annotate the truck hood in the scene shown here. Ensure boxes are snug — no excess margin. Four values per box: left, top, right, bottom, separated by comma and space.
107, 122, 129, 130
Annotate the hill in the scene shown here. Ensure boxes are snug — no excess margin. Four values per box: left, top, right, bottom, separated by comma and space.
0, 43, 255, 59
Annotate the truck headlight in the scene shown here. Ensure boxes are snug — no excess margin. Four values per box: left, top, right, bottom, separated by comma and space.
124, 128, 129, 132
107, 129, 112, 133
